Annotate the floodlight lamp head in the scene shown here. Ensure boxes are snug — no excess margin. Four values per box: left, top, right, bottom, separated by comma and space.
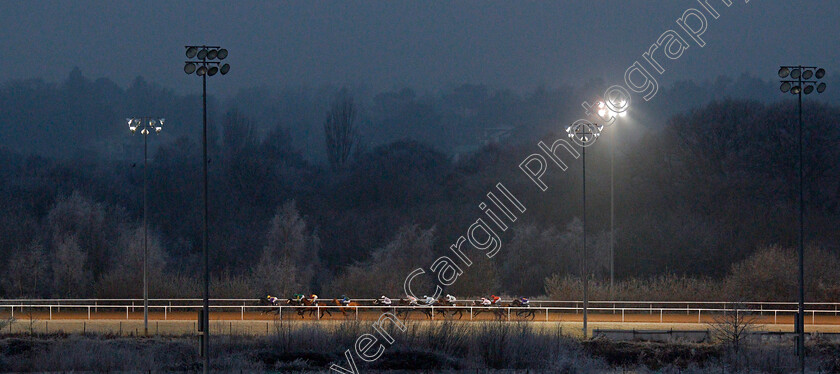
803, 70, 814, 80
220, 63, 230, 75
817, 82, 826, 93
804, 85, 814, 95
780, 82, 791, 93
184, 63, 197, 74
791, 85, 801, 94
186, 46, 198, 58
791, 69, 801, 79
141, 128, 149, 135
217, 49, 228, 60
207, 49, 218, 60
815, 68, 826, 79
778, 67, 790, 78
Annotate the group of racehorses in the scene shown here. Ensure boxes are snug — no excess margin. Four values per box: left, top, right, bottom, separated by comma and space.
259, 296, 536, 320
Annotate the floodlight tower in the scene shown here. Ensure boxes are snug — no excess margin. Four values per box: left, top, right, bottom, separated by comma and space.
184, 45, 229, 374
127, 117, 164, 336
778, 65, 826, 374
566, 120, 603, 339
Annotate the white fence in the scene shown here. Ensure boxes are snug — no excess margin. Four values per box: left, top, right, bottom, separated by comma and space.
1, 299, 839, 324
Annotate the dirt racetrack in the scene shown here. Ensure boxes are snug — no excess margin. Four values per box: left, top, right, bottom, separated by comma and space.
3, 306, 840, 336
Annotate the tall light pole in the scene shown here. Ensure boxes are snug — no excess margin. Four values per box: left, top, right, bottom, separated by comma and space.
127, 117, 164, 336
596, 101, 627, 296
184, 45, 229, 373
567, 120, 603, 339
778, 65, 826, 374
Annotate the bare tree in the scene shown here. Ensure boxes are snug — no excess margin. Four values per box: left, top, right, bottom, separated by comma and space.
323, 90, 358, 171
708, 302, 760, 371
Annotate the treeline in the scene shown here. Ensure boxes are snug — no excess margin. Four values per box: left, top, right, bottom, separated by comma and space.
0, 71, 839, 299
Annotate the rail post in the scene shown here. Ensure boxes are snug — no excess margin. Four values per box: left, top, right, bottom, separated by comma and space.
470, 307, 473, 320
317, 306, 320, 321
660, 309, 663, 323
507, 307, 510, 321
126, 306, 129, 320
49, 306, 52, 320
431, 306, 434, 321
355, 306, 358, 321
241, 306, 244, 320
698, 309, 701, 323
545, 308, 548, 322
622, 308, 625, 323
87, 306, 90, 320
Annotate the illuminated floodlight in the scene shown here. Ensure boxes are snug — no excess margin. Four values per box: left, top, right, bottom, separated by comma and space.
207, 49, 218, 60
802, 70, 813, 80
197, 66, 207, 76
791, 68, 801, 79
803, 85, 814, 94
127, 119, 137, 133
816, 82, 826, 93
220, 63, 230, 75
791, 85, 801, 94
778, 67, 790, 78
598, 108, 607, 117
186, 46, 198, 58
780, 82, 791, 93
815, 68, 825, 79
184, 63, 197, 74
217, 49, 228, 60
619, 111, 627, 117
197, 48, 208, 60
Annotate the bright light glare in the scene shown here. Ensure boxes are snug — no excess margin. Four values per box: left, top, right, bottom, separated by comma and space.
598, 109, 607, 117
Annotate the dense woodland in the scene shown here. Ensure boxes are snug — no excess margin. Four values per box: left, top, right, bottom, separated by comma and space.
1, 69, 839, 299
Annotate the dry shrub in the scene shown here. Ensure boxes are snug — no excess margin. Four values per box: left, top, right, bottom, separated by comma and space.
545, 273, 719, 301
545, 245, 840, 302
723, 245, 840, 301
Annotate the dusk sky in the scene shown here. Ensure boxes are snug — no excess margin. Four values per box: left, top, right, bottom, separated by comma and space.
2, 0, 838, 96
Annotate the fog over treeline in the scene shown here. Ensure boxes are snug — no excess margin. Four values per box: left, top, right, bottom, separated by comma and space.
1, 68, 839, 298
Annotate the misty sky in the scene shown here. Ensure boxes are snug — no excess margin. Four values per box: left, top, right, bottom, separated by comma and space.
2, 0, 839, 96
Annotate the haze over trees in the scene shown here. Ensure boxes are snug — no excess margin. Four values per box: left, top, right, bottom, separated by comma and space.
0, 69, 838, 299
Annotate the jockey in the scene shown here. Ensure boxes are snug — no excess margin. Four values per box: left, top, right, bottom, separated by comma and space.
491, 295, 501, 305
479, 297, 491, 306
310, 294, 318, 304
292, 293, 304, 302
407, 295, 419, 306
379, 295, 392, 306
422, 295, 436, 305
340, 295, 351, 306
445, 294, 456, 304
519, 297, 530, 306
267, 295, 279, 304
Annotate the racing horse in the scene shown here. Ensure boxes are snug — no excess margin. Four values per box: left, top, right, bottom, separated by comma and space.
510, 299, 536, 320
287, 297, 331, 319
259, 296, 281, 315
332, 299, 360, 318
472, 300, 507, 320
395, 298, 433, 320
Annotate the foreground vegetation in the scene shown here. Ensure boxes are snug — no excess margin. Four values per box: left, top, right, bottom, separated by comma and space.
0, 321, 838, 373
